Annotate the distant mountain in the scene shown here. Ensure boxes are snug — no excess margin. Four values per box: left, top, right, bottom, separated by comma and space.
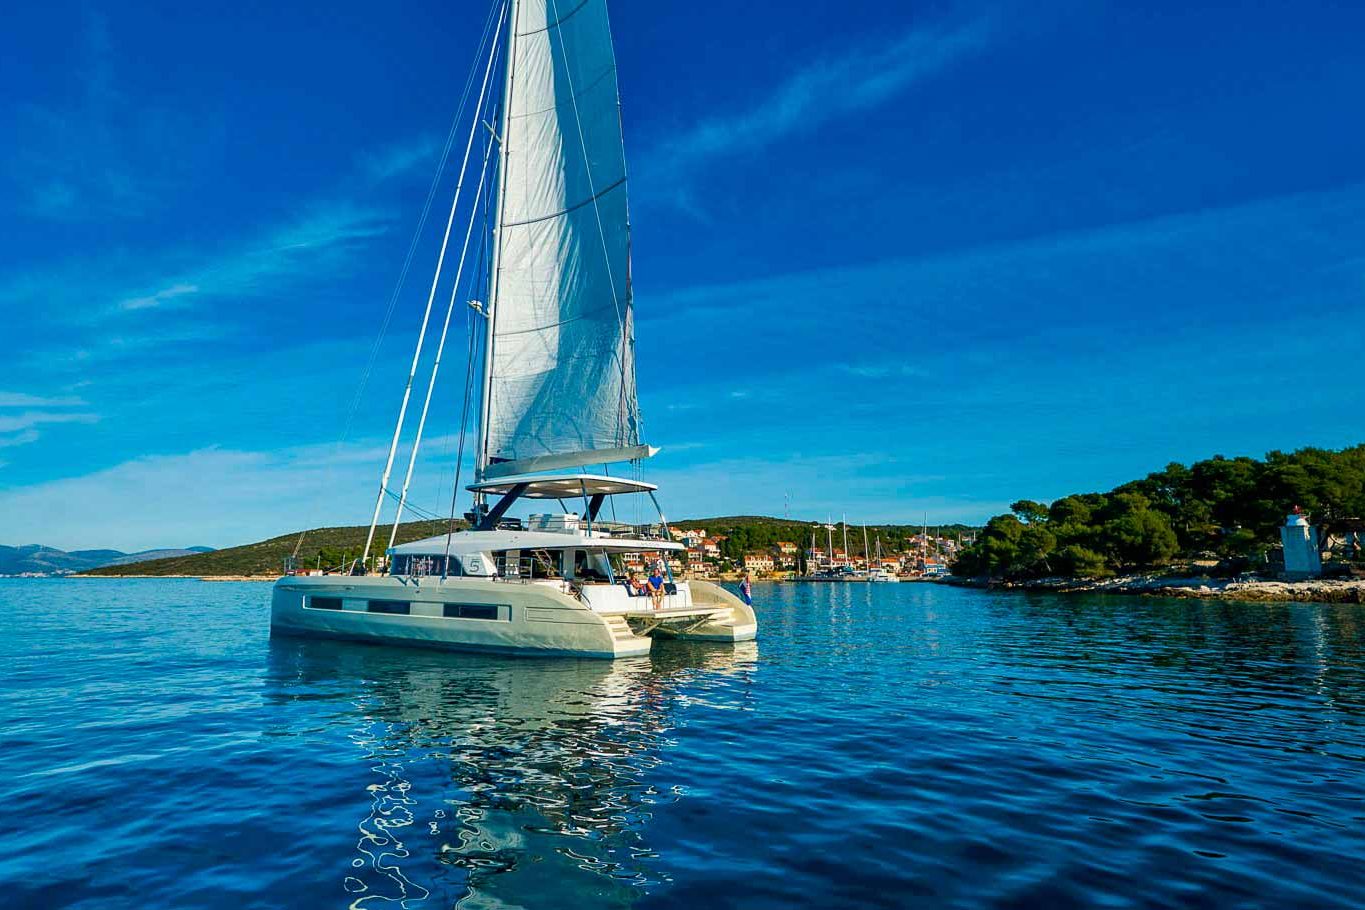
99, 547, 214, 567
0, 545, 214, 576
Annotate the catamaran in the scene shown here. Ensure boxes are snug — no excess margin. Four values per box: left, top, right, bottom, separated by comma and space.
271, 0, 757, 658
868, 534, 900, 583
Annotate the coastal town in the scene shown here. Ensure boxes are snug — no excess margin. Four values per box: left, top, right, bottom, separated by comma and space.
614, 523, 967, 581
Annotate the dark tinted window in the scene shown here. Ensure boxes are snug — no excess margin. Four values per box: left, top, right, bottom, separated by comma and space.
309, 597, 343, 611
367, 600, 411, 615
443, 603, 501, 621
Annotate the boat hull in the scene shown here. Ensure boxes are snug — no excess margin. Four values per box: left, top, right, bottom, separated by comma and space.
664, 580, 758, 643
271, 575, 651, 659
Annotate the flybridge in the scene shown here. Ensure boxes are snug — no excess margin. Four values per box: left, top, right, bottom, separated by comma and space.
465, 472, 666, 532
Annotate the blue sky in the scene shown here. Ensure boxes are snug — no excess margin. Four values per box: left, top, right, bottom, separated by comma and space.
3, 0, 1364, 550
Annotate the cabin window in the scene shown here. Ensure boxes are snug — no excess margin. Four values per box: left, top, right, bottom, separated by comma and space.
443, 603, 503, 621
571, 549, 612, 582
308, 596, 343, 611
367, 600, 411, 615
390, 555, 463, 577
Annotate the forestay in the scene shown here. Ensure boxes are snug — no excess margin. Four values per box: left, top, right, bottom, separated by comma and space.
484, 0, 640, 471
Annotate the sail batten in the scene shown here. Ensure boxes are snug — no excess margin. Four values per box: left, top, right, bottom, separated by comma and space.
481, 0, 639, 471
516, 0, 592, 36
502, 176, 625, 227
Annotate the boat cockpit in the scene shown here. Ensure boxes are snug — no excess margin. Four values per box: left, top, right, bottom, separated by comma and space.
384, 472, 702, 617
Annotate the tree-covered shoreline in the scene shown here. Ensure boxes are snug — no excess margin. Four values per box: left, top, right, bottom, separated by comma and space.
953, 445, 1365, 580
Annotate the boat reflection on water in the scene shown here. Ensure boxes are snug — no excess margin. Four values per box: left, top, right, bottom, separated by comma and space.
265, 639, 757, 908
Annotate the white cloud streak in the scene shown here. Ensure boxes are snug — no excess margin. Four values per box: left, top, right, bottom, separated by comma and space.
0, 392, 86, 408
119, 283, 200, 311
646, 15, 997, 181
0, 430, 42, 449
0, 412, 99, 433
359, 134, 442, 182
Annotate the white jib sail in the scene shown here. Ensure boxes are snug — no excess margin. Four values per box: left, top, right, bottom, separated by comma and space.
484, 0, 640, 469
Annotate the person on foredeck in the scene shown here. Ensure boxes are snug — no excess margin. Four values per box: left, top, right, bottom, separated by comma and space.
740, 572, 753, 606
625, 570, 649, 597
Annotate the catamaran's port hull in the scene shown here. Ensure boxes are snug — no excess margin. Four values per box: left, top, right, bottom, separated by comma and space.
270, 576, 757, 658
271, 576, 651, 659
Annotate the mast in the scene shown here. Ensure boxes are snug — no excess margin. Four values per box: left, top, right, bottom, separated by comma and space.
862, 524, 870, 574
475, 0, 520, 494
842, 514, 849, 568
826, 516, 833, 570
473, 0, 641, 479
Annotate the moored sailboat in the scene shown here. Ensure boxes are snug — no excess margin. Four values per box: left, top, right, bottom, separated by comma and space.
271, 0, 757, 658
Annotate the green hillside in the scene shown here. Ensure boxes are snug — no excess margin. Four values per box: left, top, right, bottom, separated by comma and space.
84, 520, 461, 577
81, 514, 979, 577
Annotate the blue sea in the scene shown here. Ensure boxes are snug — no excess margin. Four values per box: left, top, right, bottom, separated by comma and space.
3, 579, 1364, 909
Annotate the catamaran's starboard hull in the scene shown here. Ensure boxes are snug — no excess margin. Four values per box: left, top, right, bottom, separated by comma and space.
271, 576, 651, 659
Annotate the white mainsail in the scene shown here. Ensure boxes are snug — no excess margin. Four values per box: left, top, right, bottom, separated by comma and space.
481, 0, 641, 476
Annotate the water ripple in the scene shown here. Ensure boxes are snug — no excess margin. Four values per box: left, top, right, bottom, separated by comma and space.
3, 579, 1365, 907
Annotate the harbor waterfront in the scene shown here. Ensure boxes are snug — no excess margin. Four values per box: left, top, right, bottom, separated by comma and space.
5, 578, 1365, 908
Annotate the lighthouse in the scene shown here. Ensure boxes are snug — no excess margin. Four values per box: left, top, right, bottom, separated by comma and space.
1280, 506, 1322, 580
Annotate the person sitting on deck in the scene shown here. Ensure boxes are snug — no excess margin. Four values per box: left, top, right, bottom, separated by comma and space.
647, 564, 666, 610
624, 570, 650, 597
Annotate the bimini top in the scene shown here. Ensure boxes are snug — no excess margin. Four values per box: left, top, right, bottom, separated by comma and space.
466, 473, 657, 499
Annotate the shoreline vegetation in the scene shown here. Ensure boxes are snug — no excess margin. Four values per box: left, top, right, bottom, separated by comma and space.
951, 444, 1365, 592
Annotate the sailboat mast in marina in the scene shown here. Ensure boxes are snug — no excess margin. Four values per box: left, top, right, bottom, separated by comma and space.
271, 0, 757, 659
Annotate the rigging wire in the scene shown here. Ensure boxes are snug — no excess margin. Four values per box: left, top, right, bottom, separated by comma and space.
441, 183, 492, 578
385, 18, 506, 553
362, 0, 510, 569
291, 0, 502, 568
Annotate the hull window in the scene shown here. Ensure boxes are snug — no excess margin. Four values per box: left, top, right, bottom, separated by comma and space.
308, 597, 343, 611
367, 600, 411, 616
443, 603, 504, 621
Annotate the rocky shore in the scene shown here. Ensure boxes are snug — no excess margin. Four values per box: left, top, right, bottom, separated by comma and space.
948, 574, 1365, 603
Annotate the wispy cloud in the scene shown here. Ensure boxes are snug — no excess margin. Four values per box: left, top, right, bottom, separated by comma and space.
0, 394, 95, 450
0, 392, 86, 408
836, 363, 930, 380
118, 283, 200, 311
0, 411, 99, 434
111, 201, 391, 318
643, 15, 997, 186
2, 198, 394, 373
7, 12, 207, 221
359, 134, 442, 182
0, 430, 42, 449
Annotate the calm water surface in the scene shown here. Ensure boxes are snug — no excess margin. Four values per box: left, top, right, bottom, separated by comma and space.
3, 579, 1365, 908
